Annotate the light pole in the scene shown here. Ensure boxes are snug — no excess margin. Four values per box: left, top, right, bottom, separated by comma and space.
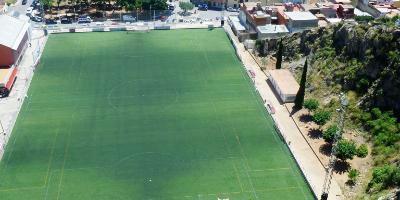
321, 93, 348, 200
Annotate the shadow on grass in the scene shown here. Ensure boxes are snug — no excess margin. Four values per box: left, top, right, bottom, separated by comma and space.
299, 114, 313, 123
308, 128, 322, 139
333, 160, 350, 174
319, 142, 332, 156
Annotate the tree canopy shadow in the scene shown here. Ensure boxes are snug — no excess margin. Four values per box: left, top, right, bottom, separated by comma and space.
319, 142, 332, 156
299, 114, 313, 123
308, 128, 322, 139
333, 160, 350, 174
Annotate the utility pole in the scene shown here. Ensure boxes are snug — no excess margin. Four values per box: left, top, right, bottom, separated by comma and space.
321, 93, 348, 200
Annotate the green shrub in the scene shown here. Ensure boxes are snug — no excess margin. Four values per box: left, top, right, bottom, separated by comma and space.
304, 99, 319, 113
312, 110, 331, 126
356, 144, 368, 158
323, 124, 338, 143
336, 139, 357, 161
348, 169, 360, 185
368, 164, 400, 191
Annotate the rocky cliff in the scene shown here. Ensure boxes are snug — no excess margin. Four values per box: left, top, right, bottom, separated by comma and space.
257, 18, 400, 117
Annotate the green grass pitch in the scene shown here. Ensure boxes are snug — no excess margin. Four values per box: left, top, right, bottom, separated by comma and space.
0, 29, 314, 200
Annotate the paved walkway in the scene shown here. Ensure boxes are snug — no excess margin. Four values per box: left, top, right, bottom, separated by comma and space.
0, 29, 48, 160
224, 25, 343, 200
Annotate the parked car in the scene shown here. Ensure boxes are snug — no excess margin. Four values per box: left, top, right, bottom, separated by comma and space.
45, 19, 57, 25
122, 15, 136, 22
198, 4, 208, 11
22, 0, 27, 5
227, 7, 238, 12
31, 16, 43, 22
78, 16, 92, 23
26, 7, 33, 16
61, 17, 72, 24
168, 5, 174, 10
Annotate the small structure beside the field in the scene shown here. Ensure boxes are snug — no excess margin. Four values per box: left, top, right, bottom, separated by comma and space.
267, 69, 299, 103
0, 15, 30, 97
0, 15, 30, 67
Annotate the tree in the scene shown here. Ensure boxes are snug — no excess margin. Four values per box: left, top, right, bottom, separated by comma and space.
276, 39, 283, 69
323, 124, 338, 143
143, 0, 168, 10
40, 0, 53, 8
303, 99, 319, 113
312, 110, 331, 126
179, 2, 194, 14
336, 139, 357, 161
347, 169, 360, 185
356, 144, 368, 158
294, 58, 308, 109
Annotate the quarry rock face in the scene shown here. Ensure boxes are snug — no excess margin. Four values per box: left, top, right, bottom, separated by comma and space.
257, 22, 400, 115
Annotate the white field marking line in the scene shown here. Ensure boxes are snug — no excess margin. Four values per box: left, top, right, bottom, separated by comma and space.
43, 127, 60, 186
239, 64, 311, 199
0, 185, 44, 192
248, 167, 290, 172
232, 161, 245, 193
56, 120, 72, 200
44, 170, 56, 200
200, 43, 255, 197
244, 186, 301, 193
56, 58, 83, 200
0, 57, 42, 189
0, 82, 35, 182
230, 32, 312, 199
288, 162, 309, 199
235, 135, 258, 200
106, 79, 162, 112
189, 50, 246, 197
208, 84, 246, 194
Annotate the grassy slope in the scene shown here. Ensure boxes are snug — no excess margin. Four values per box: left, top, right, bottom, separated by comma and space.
0, 29, 313, 200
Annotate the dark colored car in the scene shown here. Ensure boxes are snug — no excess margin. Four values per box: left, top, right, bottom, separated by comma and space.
78, 16, 91, 24
45, 19, 57, 25
198, 4, 208, 11
22, 0, 27, 5
31, 16, 43, 22
61, 17, 72, 24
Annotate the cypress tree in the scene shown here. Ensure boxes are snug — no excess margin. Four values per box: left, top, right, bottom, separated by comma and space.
294, 58, 308, 109
276, 39, 283, 69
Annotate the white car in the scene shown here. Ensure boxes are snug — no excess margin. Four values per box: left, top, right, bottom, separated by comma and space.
122, 15, 136, 22
26, 7, 33, 15
227, 7, 239, 12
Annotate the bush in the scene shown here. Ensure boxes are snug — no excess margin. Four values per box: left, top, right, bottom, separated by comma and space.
368, 164, 400, 191
304, 99, 319, 113
348, 169, 360, 185
336, 139, 357, 161
323, 124, 338, 143
312, 110, 331, 126
356, 144, 368, 158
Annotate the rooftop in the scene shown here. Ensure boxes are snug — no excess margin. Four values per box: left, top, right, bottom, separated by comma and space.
284, 11, 318, 20
229, 16, 246, 31
257, 24, 289, 34
0, 15, 30, 50
268, 69, 299, 95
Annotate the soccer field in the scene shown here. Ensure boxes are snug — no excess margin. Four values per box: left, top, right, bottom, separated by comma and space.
0, 29, 314, 200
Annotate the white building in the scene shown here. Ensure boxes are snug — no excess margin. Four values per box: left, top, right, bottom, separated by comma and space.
256, 24, 289, 39
284, 11, 318, 32
267, 69, 300, 103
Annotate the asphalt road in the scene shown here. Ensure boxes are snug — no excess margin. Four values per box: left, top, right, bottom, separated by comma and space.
7, 0, 33, 16
7, 0, 238, 27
